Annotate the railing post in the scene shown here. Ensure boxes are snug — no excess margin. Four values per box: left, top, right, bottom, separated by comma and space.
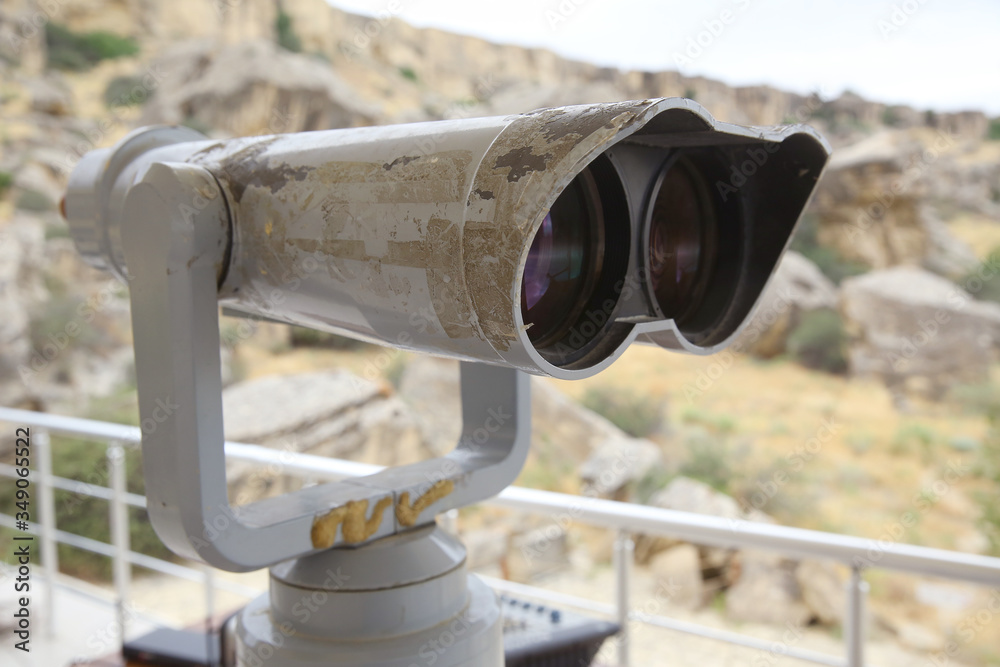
845, 565, 869, 667
36, 429, 59, 638
204, 563, 216, 629
614, 529, 634, 667
108, 442, 131, 643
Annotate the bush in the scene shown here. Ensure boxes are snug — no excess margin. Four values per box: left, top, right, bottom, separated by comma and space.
680, 407, 736, 434
45, 23, 139, 71
275, 8, 302, 53
16, 188, 54, 212
975, 417, 1000, 556
0, 396, 174, 581
989, 118, 1000, 142
678, 430, 741, 493
881, 106, 903, 127
959, 248, 1000, 303
399, 66, 418, 83
0, 171, 13, 194
580, 386, 664, 438
789, 214, 867, 284
890, 423, 939, 461
289, 326, 371, 350
786, 309, 848, 374
949, 382, 1000, 416
103, 75, 149, 108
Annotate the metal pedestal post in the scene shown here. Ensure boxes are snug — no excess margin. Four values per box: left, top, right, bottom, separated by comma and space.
231, 525, 503, 666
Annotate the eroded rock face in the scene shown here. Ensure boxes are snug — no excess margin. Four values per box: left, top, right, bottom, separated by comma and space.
840, 266, 1000, 398
222, 370, 431, 503
141, 39, 379, 136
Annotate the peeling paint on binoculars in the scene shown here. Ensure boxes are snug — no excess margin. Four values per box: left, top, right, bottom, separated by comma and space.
66, 97, 830, 380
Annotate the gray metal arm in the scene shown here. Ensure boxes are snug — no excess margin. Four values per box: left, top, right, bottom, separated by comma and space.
122, 161, 531, 571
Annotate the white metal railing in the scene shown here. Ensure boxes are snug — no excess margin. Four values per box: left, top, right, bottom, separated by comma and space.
2, 406, 999, 667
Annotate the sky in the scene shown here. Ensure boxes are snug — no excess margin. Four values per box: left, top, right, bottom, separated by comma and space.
326, 0, 1000, 115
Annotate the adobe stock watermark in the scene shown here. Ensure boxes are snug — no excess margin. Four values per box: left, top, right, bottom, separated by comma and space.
338, 0, 409, 61
3, 0, 68, 57
851, 459, 969, 570
714, 94, 823, 202
890, 252, 1000, 373
733, 417, 842, 523
544, 0, 593, 31
925, 589, 1000, 667
844, 129, 956, 248
680, 287, 796, 402
672, 0, 755, 74
877, 0, 930, 40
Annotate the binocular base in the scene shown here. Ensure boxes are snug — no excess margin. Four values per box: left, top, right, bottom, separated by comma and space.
228, 525, 503, 666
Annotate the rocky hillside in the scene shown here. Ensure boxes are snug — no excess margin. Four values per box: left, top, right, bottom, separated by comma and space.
1, 1, 1000, 664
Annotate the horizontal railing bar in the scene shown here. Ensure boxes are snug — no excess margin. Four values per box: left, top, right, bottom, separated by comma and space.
44, 578, 181, 632
634, 611, 845, 666
0, 463, 147, 507
479, 575, 617, 616
483, 575, 848, 667
0, 513, 261, 599
2, 407, 998, 584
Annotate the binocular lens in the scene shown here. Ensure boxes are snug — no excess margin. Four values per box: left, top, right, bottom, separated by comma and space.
648, 158, 716, 320
521, 168, 604, 348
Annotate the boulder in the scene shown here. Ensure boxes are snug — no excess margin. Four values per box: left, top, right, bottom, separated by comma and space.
0, 215, 48, 397
25, 75, 73, 116
649, 544, 704, 610
737, 250, 838, 357
642, 476, 775, 576
222, 370, 431, 504
795, 559, 846, 626
396, 356, 662, 496
141, 39, 379, 136
726, 549, 813, 627
840, 266, 1000, 398
507, 525, 569, 582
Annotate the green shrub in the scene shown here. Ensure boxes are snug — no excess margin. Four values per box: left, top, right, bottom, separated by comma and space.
949, 382, 1000, 416
680, 407, 736, 434
289, 326, 371, 350
580, 386, 664, 438
45, 23, 138, 71
634, 465, 673, 504
0, 395, 174, 581
16, 188, 53, 211
890, 423, 939, 461
0, 171, 13, 194
384, 351, 409, 389
975, 417, 1000, 556
275, 8, 302, 53
881, 106, 903, 127
989, 118, 1000, 141
399, 66, 418, 83
678, 430, 737, 493
789, 214, 868, 284
786, 309, 848, 374
103, 75, 149, 108
180, 115, 213, 135
959, 248, 1000, 303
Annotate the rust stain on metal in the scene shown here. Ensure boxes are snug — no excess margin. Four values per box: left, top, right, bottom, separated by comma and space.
200, 137, 312, 204
494, 145, 552, 183
310, 495, 393, 549
396, 480, 454, 527
382, 155, 420, 170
